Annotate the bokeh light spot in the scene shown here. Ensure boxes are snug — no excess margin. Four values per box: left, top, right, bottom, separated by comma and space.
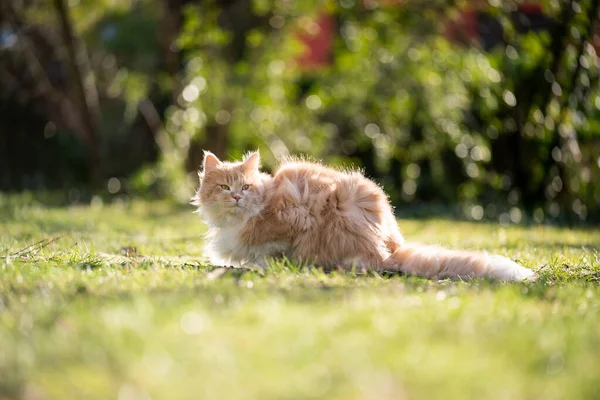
364, 123, 380, 139
471, 205, 484, 221
305, 95, 322, 110
182, 84, 199, 102
107, 178, 121, 194
503, 90, 516, 107
180, 311, 207, 335
402, 180, 417, 196
215, 110, 231, 125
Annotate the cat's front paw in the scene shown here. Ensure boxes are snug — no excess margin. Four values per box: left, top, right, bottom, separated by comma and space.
241, 258, 269, 269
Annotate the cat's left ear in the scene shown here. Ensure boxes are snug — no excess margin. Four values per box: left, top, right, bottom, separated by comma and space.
241, 151, 260, 173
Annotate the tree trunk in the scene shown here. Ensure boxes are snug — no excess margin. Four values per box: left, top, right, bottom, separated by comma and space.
53, 0, 102, 183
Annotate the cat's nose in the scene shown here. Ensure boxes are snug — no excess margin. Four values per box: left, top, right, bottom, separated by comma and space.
232, 195, 241, 201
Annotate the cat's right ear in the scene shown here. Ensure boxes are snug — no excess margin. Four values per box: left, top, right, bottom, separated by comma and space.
202, 151, 221, 172
241, 151, 260, 173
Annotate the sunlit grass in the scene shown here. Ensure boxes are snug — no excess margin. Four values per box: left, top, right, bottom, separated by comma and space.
1, 198, 599, 400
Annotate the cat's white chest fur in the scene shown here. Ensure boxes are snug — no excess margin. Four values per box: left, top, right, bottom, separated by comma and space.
205, 225, 290, 267
206, 226, 243, 265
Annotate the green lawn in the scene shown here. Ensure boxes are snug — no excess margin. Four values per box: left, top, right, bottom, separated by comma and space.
1, 197, 599, 400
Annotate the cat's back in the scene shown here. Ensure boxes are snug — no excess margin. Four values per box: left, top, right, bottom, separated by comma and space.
271, 159, 385, 207
268, 158, 392, 236
273, 160, 345, 193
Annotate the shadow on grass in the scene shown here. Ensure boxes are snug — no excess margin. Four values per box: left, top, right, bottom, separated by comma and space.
395, 203, 600, 229
497, 241, 600, 251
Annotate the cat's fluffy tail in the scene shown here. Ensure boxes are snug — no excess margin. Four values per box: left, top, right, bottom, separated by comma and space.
383, 242, 535, 281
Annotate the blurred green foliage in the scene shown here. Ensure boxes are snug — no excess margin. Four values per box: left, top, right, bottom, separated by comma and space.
1, 0, 599, 223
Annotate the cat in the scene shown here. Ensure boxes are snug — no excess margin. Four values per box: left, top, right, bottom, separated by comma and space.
192, 150, 536, 281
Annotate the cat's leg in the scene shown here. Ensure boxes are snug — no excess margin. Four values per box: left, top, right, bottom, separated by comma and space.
205, 246, 234, 267
291, 222, 389, 271
241, 258, 269, 269
240, 241, 292, 269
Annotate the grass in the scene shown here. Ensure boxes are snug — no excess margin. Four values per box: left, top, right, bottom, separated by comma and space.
1, 196, 600, 400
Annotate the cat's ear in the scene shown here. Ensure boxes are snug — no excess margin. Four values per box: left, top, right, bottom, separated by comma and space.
202, 151, 221, 172
241, 151, 260, 173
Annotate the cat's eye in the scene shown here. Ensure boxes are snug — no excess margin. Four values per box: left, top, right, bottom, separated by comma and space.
241, 184, 250, 191
220, 184, 230, 190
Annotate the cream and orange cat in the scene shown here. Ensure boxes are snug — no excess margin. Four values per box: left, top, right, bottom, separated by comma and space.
192, 150, 535, 281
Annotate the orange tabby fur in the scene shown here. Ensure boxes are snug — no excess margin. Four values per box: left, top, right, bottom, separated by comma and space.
192, 151, 535, 281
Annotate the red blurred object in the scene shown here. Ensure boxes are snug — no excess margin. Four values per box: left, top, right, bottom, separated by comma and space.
362, 0, 402, 6
518, 3, 543, 14
296, 14, 335, 70
444, 9, 479, 46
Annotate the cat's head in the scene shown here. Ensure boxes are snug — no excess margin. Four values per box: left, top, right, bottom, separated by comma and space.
193, 150, 268, 226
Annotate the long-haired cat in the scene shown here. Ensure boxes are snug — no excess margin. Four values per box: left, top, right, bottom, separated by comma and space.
192, 150, 535, 281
